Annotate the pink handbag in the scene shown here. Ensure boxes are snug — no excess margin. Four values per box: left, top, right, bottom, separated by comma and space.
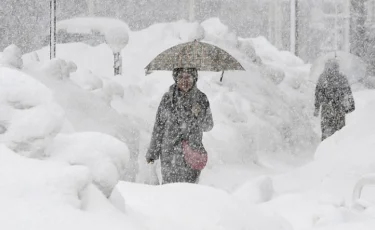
182, 140, 207, 170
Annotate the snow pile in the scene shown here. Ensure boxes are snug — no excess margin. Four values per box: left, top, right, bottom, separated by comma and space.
251, 36, 304, 67
45, 132, 130, 197
246, 36, 314, 135
258, 191, 367, 230
233, 176, 274, 204
102, 78, 125, 100
239, 38, 287, 86
117, 181, 292, 230
178, 21, 205, 41
57, 17, 130, 35
0, 44, 23, 69
142, 20, 205, 43
70, 68, 103, 90
23, 18, 317, 186
201, 18, 239, 48
28, 43, 114, 77
252, 90, 375, 229
250, 36, 308, 88
7, 16, 375, 230
41, 58, 77, 79
302, 221, 375, 230
0, 67, 66, 157
27, 61, 141, 183
237, 38, 261, 64
259, 64, 286, 85
0, 66, 133, 197
273, 90, 375, 200
0, 145, 143, 230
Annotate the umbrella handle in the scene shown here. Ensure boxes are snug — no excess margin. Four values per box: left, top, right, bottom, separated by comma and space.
220, 71, 225, 82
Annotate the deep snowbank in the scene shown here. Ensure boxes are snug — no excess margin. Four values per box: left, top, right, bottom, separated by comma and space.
3, 16, 375, 230
45, 132, 130, 197
0, 66, 132, 197
0, 144, 143, 230
23, 19, 318, 187
117, 181, 293, 230
256, 90, 375, 229
0, 67, 64, 157
273, 90, 375, 200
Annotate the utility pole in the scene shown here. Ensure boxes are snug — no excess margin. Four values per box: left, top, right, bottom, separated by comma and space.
290, 0, 299, 56
50, 0, 56, 59
189, 0, 195, 22
344, 0, 351, 53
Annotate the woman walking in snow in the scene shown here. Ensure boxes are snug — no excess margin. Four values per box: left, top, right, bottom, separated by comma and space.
146, 67, 214, 184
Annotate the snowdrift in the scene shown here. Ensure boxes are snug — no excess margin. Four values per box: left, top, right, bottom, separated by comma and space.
24, 18, 318, 187
57, 17, 130, 35
46, 132, 130, 197
0, 145, 143, 230
0, 44, 23, 69
257, 90, 375, 229
117, 181, 293, 230
0, 66, 132, 197
273, 90, 375, 200
3, 16, 375, 230
0, 67, 64, 157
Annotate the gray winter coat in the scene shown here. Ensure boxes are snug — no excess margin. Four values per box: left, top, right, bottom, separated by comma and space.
147, 84, 214, 184
315, 63, 355, 141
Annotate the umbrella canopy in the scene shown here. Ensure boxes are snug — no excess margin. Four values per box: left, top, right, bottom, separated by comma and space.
310, 51, 367, 85
145, 40, 245, 74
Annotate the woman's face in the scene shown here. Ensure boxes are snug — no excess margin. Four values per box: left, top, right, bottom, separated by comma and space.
177, 72, 194, 92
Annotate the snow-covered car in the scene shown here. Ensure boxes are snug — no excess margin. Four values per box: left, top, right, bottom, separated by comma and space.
42, 17, 129, 47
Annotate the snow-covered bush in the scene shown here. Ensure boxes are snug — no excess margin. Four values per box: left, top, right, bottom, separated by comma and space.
0, 144, 143, 230
0, 44, 23, 69
70, 68, 103, 90
201, 18, 239, 48
0, 67, 66, 158
42, 58, 77, 79
237, 39, 260, 64
102, 79, 125, 101
179, 21, 205, 41
233, 176, 274, 204
259, 64, 286, 85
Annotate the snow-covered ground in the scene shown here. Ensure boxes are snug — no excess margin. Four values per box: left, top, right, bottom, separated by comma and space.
1, 18, 375, 229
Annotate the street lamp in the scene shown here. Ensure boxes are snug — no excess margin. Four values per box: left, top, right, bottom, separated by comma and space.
105, 28, 129, 76
344, 0, 351, 53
